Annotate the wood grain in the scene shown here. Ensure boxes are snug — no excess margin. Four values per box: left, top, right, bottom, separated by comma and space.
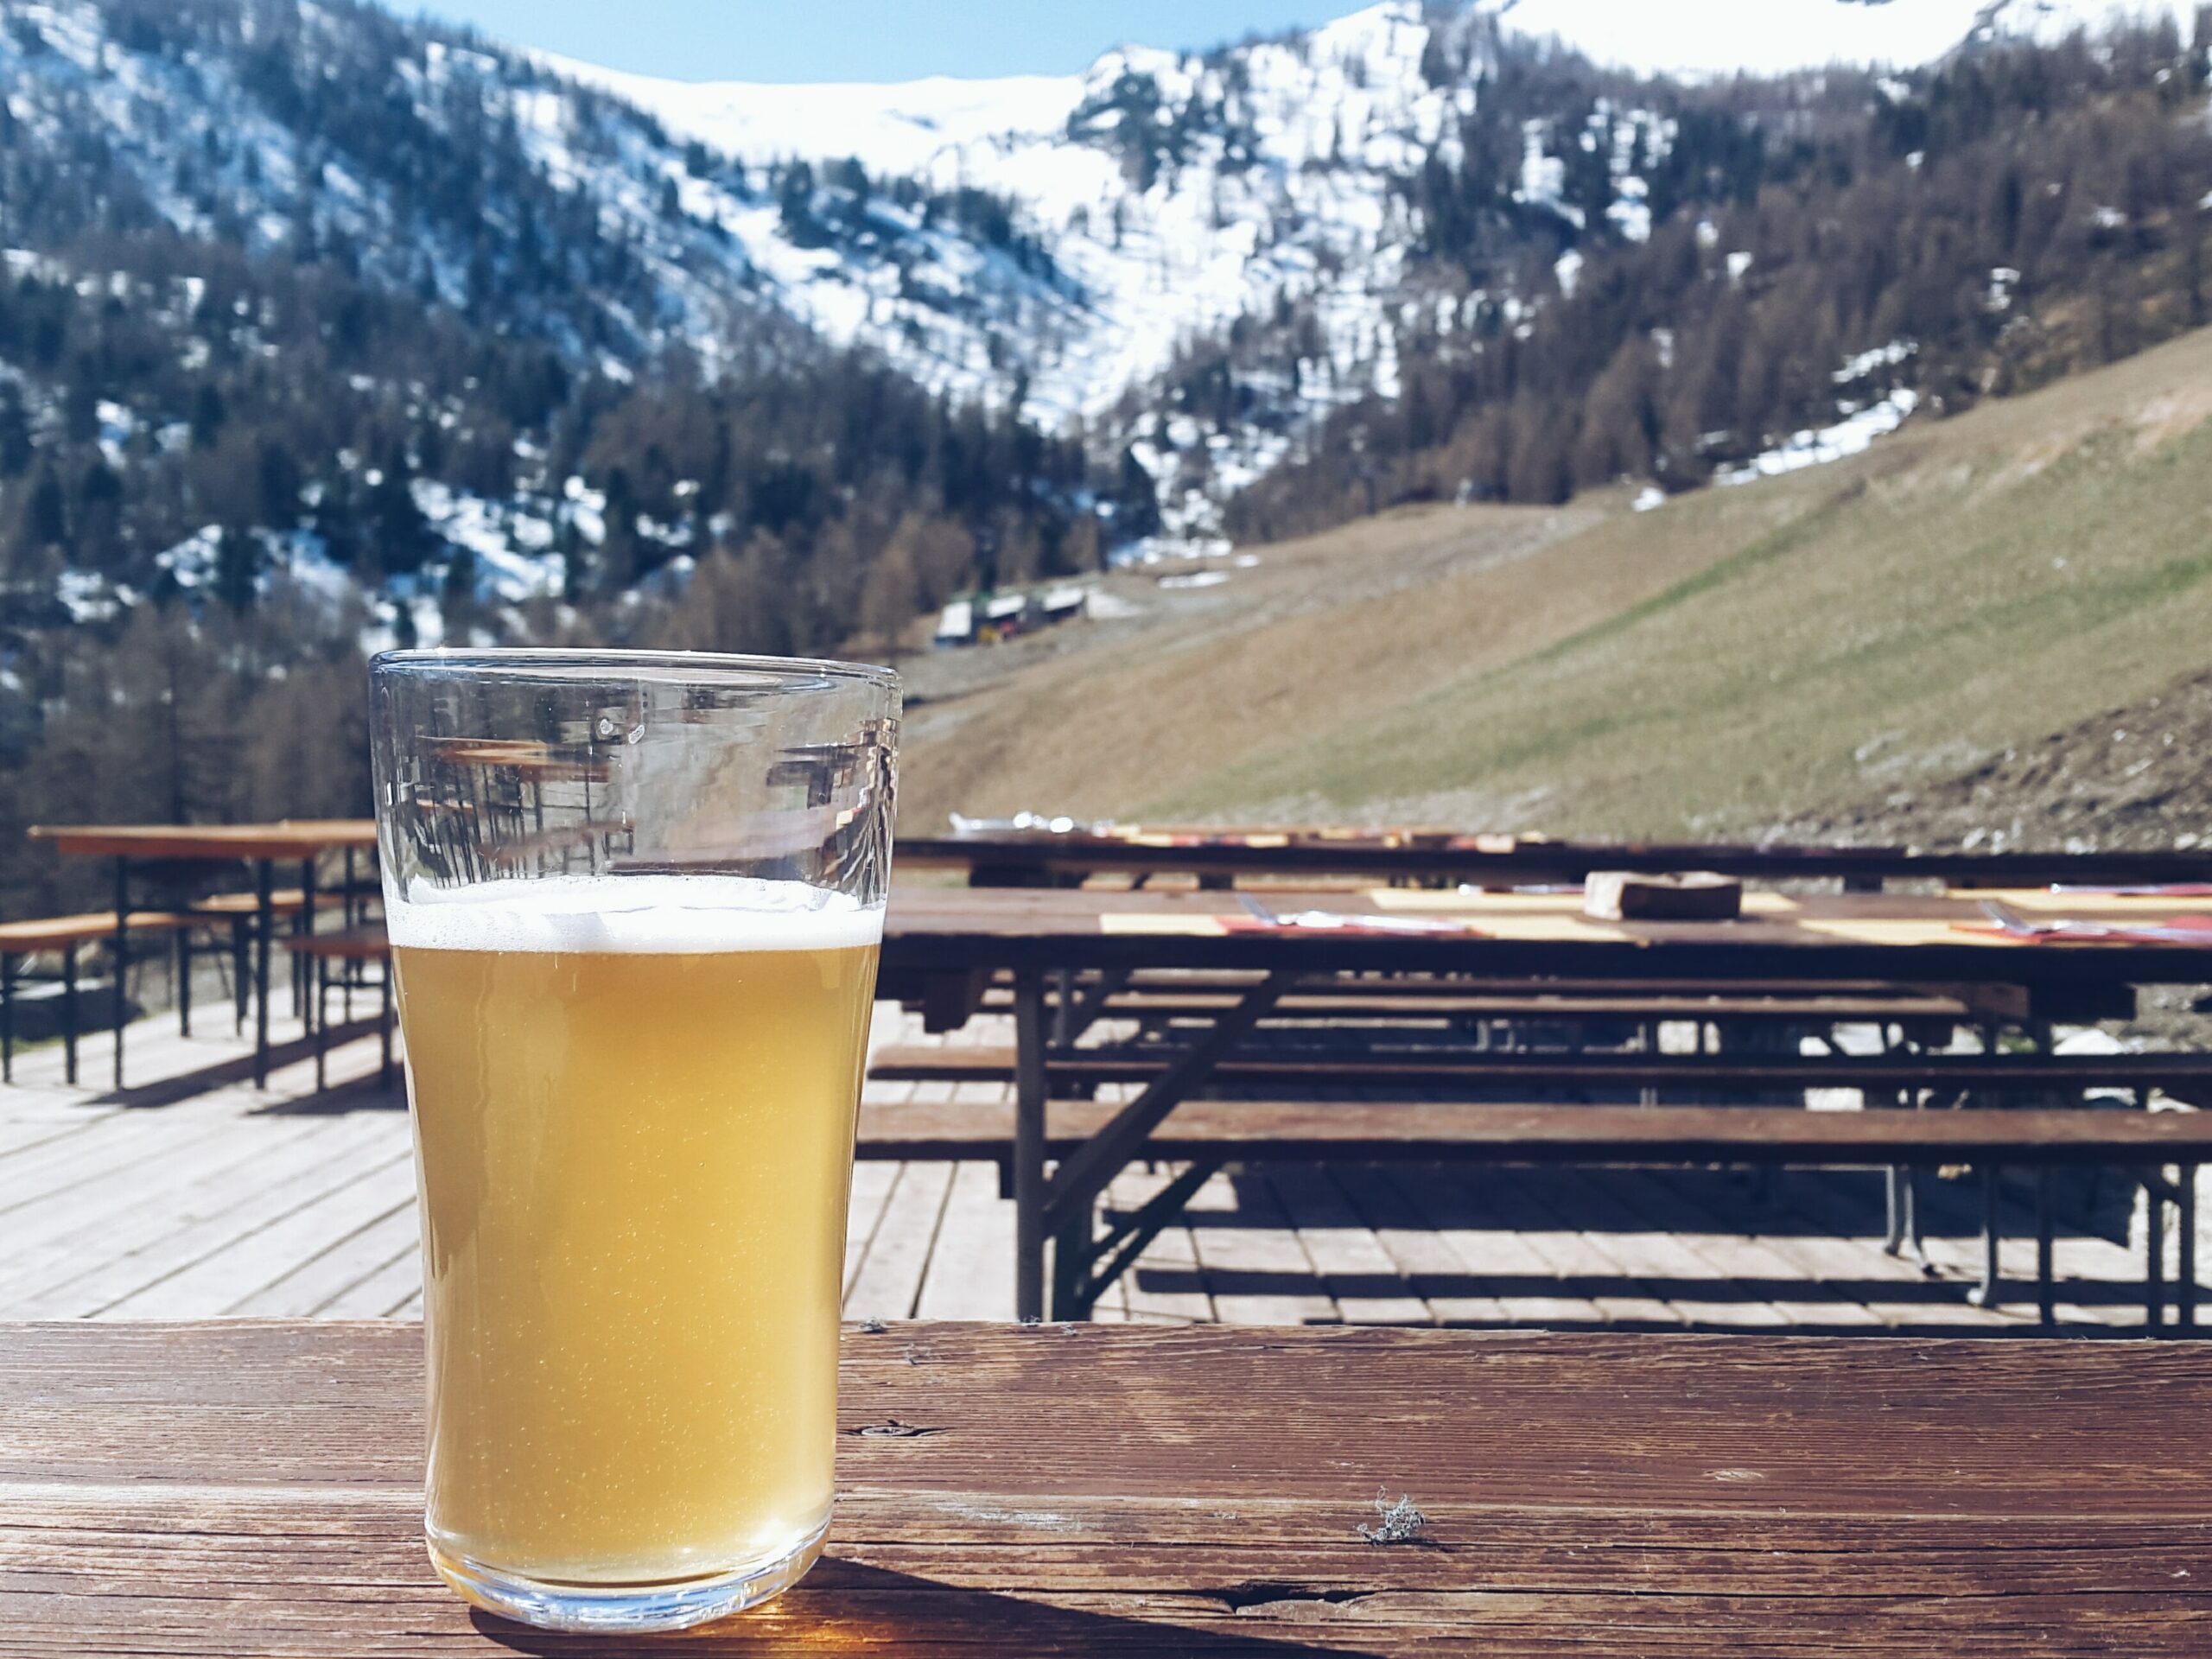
879, 887, 2212, 986
869, 1041, 2212, 1096
29, 821, 377, 861
899, 830, 2212, 890
5, 1320, 2212, 1655
855, 1097, 2212, 1165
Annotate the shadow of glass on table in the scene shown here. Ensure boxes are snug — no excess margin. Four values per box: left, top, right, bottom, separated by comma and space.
467, 1560, 1374, 1656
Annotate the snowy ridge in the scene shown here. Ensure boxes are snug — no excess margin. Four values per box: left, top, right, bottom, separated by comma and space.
1474, 0, 2201, 79
542, 0, 2204, 531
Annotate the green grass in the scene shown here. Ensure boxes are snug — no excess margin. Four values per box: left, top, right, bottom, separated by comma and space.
1151, 332, 2212, 834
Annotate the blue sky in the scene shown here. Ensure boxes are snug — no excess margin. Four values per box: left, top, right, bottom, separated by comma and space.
414, 2, 1360, 81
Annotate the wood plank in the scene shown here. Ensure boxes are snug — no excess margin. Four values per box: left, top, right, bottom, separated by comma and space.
229, 1197, 422, 1319
1532, 1166, 1796, 1330
859, 1096, 2212, 1165
842, 1161, 957, 1323
913, 1161, 1015, 1321
1184, 1167, 1337, 1325
0, 1111, 114, 1162
1103, 1165, 1214, 1325
7, 1117, 406, 1319
1327, 1163, 1514, 1324
870, 1042, 2212, 1095
842, 1160, 899, 1300
96, 1150, 417, 1319
1260, 1164, 1432, 1324
0, 1110, 353, 1297
313, 1239, 425, 1320
1597, 1166, 1890, 1331
9, 1321, 2212, 1655
1389, 1166, 1639, 1326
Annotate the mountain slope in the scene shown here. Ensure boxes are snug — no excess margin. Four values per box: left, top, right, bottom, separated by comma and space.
553, 0, 2212, 542
898, 321, 2212, 839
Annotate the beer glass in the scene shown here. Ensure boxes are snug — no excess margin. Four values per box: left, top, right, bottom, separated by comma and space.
369, 650, 898, 1632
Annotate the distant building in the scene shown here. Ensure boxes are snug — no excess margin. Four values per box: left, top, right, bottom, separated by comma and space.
933, 598, 975, 646
932, 585, 1095, 648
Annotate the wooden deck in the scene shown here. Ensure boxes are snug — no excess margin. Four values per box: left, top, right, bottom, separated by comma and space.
0, 1004, 2194, 1332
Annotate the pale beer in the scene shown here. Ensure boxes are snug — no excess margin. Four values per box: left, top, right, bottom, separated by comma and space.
388, 876, 880, 1595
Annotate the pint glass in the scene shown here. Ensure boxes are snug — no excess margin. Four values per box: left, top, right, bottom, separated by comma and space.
369, 650, 898, 1632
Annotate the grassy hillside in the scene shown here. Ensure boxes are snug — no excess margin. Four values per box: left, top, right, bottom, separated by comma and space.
899, 324, 2212, 840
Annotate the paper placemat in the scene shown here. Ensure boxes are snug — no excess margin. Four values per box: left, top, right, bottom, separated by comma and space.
1962, 887, 2212, 914
1364, 889, 1578, 913
1099, 913, 1229, 937
1464, 915, 1636, 944
1365, 887, 1800, 916
1796, 918, 2020, 947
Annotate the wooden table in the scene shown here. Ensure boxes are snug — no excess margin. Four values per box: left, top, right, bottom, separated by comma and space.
879, 885, 2212, 1318
28, 821, 379, 1088
6, 1319, 2210, 1655
902, 828, 2212, 891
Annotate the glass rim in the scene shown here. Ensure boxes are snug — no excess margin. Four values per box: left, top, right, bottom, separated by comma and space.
370, 646, 899, 691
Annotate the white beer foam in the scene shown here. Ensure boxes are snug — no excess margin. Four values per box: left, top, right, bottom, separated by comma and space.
385, 874, 884, 954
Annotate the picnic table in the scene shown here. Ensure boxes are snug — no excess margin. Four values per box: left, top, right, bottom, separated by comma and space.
28, 820, 378, 1087
6, 1319, 2210, 1655
902, 825, 2212, 891
877, 884, 2212, 1319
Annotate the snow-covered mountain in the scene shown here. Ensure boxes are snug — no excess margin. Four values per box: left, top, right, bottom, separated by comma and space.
542, 0, 2207, 539
0, 0, 2202, 642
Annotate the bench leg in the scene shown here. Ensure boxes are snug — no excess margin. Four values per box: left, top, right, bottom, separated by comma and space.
2037, 1168, 2056, 1328
1051, 1204, 1090, 1321
1013, 969, 1048, 1322
175, 929, 192, 1039
296, 856, 316, 1029
2182, 1165, 2198, 1333
1967, 1166, 2002, 1310
111, 858, 129, 1091
254, 860, 274, 1090
62, 943, 79, 1087
232, 917, 249, 1036
1, 950, 12, 1084
1884, 1164, 1927, 1266
315, 957, 328, 1093
2147, 1179, 2167, 1333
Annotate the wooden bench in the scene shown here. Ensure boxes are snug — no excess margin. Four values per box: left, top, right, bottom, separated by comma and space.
0, 911, 194, 1086
950, 969, 2132, 1032
181, 890, 355, 1040
980, 985, 1979, 1042
282, 926, 392, 1092
869, 1043, 2212, 1103
855, 1096, 2212, 1325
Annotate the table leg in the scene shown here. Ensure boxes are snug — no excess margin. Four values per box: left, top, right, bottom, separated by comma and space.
1040, 974, 1291, 1319
294, 857, 315, 1027
1013, 969, 1048, 1322
2147, 1179, 2167, 1333
111, 857, 129, 1090
253, 860, 274, 1090
342, 849, 357, 1022
231, 918, 249, 1036
2181, 1165, 2198, 1332
1, 950, 13, 1084
1967, 1166, 2002, 1309
2037, 1168, 2056, 1328
62, 943, 79, 1087
314, 957, 327, 1093
175, 929, 191, 1039
379, 963, 394, 1087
